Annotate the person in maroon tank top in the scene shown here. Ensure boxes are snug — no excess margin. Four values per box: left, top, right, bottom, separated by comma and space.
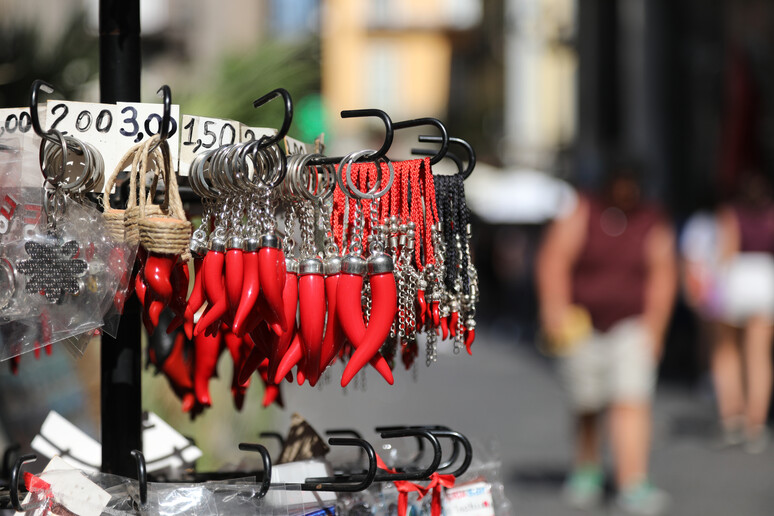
537, 165, 677, 514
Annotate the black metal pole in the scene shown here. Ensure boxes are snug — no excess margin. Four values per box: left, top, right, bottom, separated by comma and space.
99, 0, 142, 477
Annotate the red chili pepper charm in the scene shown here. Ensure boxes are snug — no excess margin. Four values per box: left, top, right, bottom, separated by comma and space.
320, 257, 345, 373
441, 315, 449, 340
274, 331, 304, 385
257, 234, 287, 332
450, 310, 459, 337
238, 321, 274, 386
135, 265, 156, 334
184, 253, 206, 340
166, 261, 190, 335
464, 325, 476, 355
258, 358, 284, 408
144, 252, 176, 303
193, 328, 223, 406
341, 253, 398, 387
268, 260, 299, 381
225, 238, 245, 320
231, 238, 261, 337
416, 289, 427, 330
194, 238, 228, 336
224, 329, 249, 410
431, 300, 441, 327
336, 255, 395, 387
298, 258, 325, 386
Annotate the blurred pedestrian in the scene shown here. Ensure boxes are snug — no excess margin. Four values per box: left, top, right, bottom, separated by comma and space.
712, 172, 774, 453
536, 163, 677, 515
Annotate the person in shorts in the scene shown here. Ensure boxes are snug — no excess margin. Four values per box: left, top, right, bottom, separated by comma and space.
536, 164, 677, 515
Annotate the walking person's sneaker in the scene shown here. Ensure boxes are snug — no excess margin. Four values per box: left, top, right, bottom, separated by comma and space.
744, 426, 769, 455
562, 465, 604, 510
615, 481, 671, 515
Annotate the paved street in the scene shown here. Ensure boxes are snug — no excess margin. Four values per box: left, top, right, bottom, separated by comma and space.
272, 328, 774, 516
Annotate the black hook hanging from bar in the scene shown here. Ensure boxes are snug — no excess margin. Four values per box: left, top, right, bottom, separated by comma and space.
411, 148, 464, 174
252, 88, 294, 148
29, 80, 82, 154
1, 444, 21, 481
291, 437, 377, 492
238, 443, 272, 498
393, 117, 449, 165
309, 429, 441, 485
423, 429, 472, 477
147, 85, 172, 153
413, 136, 476, 180
10, 453, 37, 512
130, 449, 148, 506
309, 109, 394, 165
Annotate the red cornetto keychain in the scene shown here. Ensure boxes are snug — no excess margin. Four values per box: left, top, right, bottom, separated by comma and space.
334, 150, 397, 387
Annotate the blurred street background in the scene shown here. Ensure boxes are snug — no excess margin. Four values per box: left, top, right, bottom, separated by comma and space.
1, 0, 774, 514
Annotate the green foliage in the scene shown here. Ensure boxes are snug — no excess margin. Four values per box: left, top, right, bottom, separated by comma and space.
177, 39, 321, 141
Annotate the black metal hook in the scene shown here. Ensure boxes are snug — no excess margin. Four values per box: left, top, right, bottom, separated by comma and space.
29, 80, 82, 154
374, 425, 426, 468
29, 80, 55, 141
10, 453, 37, 511
147, 85, 172, 153
393, 117, 449, 165
1, 444, 21, 481
413, 136, 476, 180
309, 109, 394, 165
130, 449, 148, 506
412, 148, 464, 175
294, 437, 377, 492
238, 443, 272, 498
252, 88, 294, 148
424, 429, 472, 478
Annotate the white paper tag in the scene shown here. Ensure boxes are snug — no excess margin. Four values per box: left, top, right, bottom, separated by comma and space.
0, 108, 40, 150
142, 412, 203, 471
15, 456, 111, 516
443, 481, 495, 516
31, 411, 101, 473
284, 135, 309, 156
240, 124, 278, 144
178, 115, 242, 176
44, 100, 181, 187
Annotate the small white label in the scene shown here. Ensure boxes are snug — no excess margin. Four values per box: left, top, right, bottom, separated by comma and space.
16, 456, 111, 516
44, 100, 181, 187
240, 124, 278, 144
0, 108, 40, 149
284, 135, 309, 156
443, 481, 495, 516
178, 115, 243, 176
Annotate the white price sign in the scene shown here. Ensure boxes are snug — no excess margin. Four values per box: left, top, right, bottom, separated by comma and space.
178, 115, 241, 176
0, 108, 44, 187
44, 100, 181, 188
284, 135, 309, 156
240, 124, 278, 144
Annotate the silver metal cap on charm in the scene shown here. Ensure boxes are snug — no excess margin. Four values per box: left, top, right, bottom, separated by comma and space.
367, 253, 393, 275
209, 237, 226, 253
190, 238, 208, 258
227, 236, 244, 250
341, 254, 367, 276
285, 257, 299, 274
243, 237, 260, 252
323, 256, 342, 275
260, 233, 281, 249
299, 257, 323, 275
